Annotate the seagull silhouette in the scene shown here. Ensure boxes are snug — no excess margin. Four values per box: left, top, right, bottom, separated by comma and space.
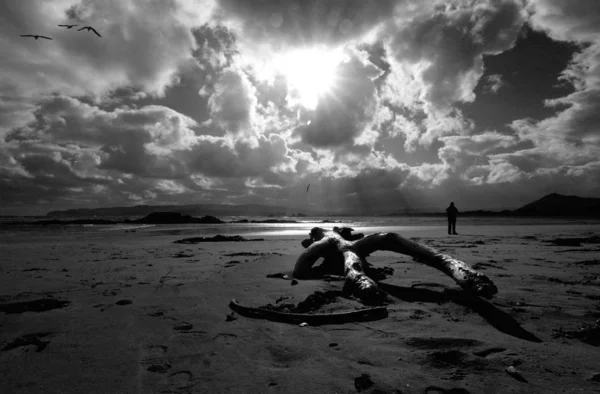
58, 24, 78, 29
78, 26, 101, 37
306, 184, 310, 193
20, 35, 53, 40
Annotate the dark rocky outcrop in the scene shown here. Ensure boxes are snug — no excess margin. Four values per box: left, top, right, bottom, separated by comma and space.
515, 193, 600, 217
32, 219, 118, 225
30, 212, 224, 225
173, 235, 264, 244
230, 219, 298, 224
0, 299, 70, 314
128, 212, 223, 224
46, 203, 320, 218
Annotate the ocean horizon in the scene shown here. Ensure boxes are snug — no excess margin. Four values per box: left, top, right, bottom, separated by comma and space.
2, 215, 600, 240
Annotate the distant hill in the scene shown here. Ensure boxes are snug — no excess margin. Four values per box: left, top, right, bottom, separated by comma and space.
46, 203, 321, 218
386, 193, 600, 218
127, 212, 224, 224
514, 193, 600, 217
43, 194, 600, 219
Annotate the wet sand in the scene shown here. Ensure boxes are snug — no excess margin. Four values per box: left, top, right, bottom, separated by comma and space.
1, 224, 599, 393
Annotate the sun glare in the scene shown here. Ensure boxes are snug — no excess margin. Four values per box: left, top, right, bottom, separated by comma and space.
272, 47, 344, 110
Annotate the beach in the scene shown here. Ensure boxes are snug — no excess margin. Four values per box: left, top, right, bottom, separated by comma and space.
1, 219, 600, 393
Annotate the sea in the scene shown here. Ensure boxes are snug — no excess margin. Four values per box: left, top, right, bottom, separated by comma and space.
1, 215, 600, 241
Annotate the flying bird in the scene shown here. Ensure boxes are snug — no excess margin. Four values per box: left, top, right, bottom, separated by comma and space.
58, 24, 78, 29
20, 35, 53, 40
77, 26, 101, 37
306, 184, 310, 193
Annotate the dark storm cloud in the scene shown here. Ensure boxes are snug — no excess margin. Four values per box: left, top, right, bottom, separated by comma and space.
438, 132, 517, 172
186, 133, 292, 178
292, 49, 383, 148
7, 96, 199, 155
327, 167, 414, 214
503, 0, 600, 182
0, 0, 213, 118
458, 26, 580, 134
1, 93, 299, 213
528, 0, 600, 42
524, 0, 600, 142
385, 0, 526, 114
482, 74, 505, 94
3, 96, 201, 204
206, 65, 258, 136
214, 0, 398, 47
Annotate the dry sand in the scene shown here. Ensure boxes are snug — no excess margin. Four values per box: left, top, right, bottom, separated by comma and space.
1, 224, 600, 393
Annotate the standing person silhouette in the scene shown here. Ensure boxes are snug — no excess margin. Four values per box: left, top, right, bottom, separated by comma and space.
446, 202, 458, 235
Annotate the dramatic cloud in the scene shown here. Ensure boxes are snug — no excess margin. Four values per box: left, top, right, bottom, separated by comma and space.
1, 0, 600, 214
438, 132, 518, 174
292, 48, 383, 150
214, 0, 399, 48
482, 74, 505, 93
206, 65, 258, 136
0, 1, 214, 101
502, 0, 600, 188
385, 0, 526, 114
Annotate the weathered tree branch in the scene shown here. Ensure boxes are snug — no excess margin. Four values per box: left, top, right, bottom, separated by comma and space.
354, 233, 498, 298
294, 228, 383, 302
229, 299, 388, 325
293, 227, 498, 302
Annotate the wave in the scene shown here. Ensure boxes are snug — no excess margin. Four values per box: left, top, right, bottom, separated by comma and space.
98, 224, 156, 231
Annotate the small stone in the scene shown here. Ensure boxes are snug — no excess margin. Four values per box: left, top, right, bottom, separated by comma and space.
505, 366, 527, 382
354, 373, 374, 392
148, 311, 164, 317
291, 279, 298, 286
147, 364, 171, 373
173, 322, 193, 331
226, 312, 237, 322
589, 372, 600, 382
299, 322, 308, 327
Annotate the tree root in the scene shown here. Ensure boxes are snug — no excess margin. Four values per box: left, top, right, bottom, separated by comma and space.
229, 299, 388, 325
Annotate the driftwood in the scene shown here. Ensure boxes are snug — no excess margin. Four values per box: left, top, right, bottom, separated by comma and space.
293, 227, 498, 302
155, 268, 173, 291
229, 299, 388, 325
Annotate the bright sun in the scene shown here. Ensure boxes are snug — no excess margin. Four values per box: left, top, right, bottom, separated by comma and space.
271, 47, 344, 110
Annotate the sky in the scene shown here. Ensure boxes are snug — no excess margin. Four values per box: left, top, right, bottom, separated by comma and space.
1, 0, 599, 215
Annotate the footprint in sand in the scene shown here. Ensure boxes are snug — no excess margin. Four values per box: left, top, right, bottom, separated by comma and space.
472, 347, 506, 358
1, 332, 54, 353
172, 252, 194, 258
224, 260, 241, 268
169, 370, 195, 388
140, 345, 171, 373
101, 289, 120, 297
173, 322, 193, 331
139, 345, 199, 391
354, 373, 374, 392
425, 386, 470, 393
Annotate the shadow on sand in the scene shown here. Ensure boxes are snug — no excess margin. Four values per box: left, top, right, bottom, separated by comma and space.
378, 282, 542, 343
